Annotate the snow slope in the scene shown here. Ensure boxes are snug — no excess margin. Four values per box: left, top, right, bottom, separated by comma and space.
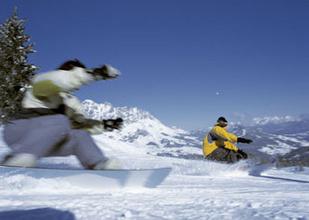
0, 143, 309, 220
0, 102, 309, 219
192, 116, 309, 166
83, 100, 309, 165
82, 100, 201, 158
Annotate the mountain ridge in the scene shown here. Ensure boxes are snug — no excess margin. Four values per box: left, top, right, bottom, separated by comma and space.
81, 100, 309, 166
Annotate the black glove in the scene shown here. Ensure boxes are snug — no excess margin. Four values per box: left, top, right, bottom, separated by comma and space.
237, 149, 248, 159
102, 118, 123, 131
91, 64, 120, 80
237, 137, 253, 144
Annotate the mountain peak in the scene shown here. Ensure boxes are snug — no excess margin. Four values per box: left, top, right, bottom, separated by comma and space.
81, 100, 198, 152
252, 115, 300, 125
82, 99, 156, 123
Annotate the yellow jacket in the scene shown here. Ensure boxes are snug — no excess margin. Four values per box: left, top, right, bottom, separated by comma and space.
202, 125, 239, 156
21, 67, 103, 134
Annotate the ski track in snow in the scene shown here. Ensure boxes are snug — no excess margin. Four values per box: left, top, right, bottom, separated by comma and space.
1, 129, 309, 219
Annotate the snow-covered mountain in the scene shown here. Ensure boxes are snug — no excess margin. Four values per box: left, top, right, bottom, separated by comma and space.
252, 115, 301, 125
192, 116, 309, 166
81, 100, 201, 157
82, 100, 309, 166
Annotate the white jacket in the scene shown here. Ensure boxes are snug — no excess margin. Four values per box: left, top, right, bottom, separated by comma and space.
22, 67, 103, 134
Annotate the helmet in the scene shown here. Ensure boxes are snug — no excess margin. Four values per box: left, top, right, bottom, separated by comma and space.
58, 59, 86, 71
217, 116, 228, 127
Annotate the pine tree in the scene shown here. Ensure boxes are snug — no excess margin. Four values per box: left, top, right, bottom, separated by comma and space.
0, 8, 37, 122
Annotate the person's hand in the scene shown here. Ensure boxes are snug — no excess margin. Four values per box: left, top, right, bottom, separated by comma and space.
237, 137, 253, 144
92, 64, 120, 80
102, 118, 123, 131
237, 149, 248, 159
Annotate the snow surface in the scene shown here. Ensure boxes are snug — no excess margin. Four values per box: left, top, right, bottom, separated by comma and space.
1, 132, 309, 220
1, 102, 309, 219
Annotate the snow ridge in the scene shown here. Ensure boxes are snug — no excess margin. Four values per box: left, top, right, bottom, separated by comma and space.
82, 99, 156, 123
81, 100, 201, 156
252, 115, 300, 125
82, 100, 309, 163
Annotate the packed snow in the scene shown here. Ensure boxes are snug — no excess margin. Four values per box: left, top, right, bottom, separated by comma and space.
1, 102, 309, 219
1, 130, 309, 219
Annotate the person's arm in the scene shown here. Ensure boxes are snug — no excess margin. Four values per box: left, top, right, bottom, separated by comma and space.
210, 126, 238, 152
223, 142, 239, 152
212, 126, 252, 153
90, 64, 120, 80
60, 93, 100, 130
237, 137, 253, 144
62, 94, 123, 133
72, 117, 123, 131
212, 126, 238, 143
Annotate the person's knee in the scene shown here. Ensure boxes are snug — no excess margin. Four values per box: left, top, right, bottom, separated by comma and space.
46, 115, 71, 136
71, 129, 92, 139
51, 115, 70, 127
52, 114, 70, 124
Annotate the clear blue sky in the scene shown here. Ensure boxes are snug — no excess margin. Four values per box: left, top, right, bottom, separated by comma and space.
1, 0, 309, 130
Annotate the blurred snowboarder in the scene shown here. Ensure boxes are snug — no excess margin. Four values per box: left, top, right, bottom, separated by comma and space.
1, 59, 123, 169
203, 117, 253, 163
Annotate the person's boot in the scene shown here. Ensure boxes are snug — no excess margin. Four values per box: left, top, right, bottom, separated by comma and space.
2, 153, 37, 168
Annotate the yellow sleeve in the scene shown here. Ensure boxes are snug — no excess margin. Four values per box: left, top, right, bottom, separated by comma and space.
224, 142, 238, 151
226, 132, 238, 143
32, 80, 62, 99
212, 126, 238, 143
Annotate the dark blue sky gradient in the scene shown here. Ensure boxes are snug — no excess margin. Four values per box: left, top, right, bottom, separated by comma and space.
1, 0, 309, 129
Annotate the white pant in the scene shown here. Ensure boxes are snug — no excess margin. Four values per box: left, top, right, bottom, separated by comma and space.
3, 114, 107, 168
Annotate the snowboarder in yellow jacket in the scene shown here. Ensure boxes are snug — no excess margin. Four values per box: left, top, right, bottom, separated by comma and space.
203, 117, 252, 163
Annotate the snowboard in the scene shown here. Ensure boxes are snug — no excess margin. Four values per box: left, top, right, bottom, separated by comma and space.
0, 165, 172, 189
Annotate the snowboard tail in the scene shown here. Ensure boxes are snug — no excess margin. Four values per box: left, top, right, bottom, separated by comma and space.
0, 166, 171, 189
